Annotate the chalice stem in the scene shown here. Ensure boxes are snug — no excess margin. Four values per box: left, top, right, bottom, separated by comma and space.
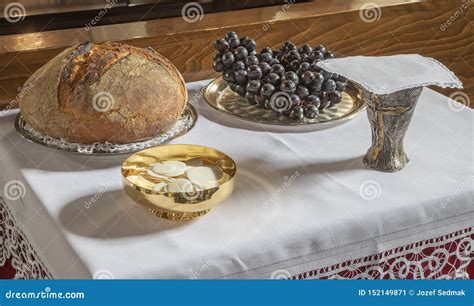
363, 87, 423, 172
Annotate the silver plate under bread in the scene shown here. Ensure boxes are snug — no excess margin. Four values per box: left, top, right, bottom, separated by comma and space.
14, 104, 197, 155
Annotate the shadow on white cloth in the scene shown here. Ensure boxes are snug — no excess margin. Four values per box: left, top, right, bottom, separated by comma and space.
59, 190, 189, 239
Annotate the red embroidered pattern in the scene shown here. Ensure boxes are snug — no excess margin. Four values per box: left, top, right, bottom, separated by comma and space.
292, 228, 473, 279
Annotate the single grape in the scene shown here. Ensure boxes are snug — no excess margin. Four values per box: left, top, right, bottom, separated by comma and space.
265, 73, 280, 86
246, 79, 261, 93
234, 84, 246, 97
245, 55, 259, 66
299, 62, 310, 72
213, 52, 223, 61
311, 50, 324, 61
315, 44, 326, 54
223, 69, 236, 83
260, 83, 276, 98
280, 80, 296, 93
235, 70, 248, 84
314, 72, 324, 84
290, 60, 300, 71
239, 35, 249, 43
247, 65, 263, 80
228, 37, 240, 49
261, 47, 273, 55
287, 49, 301, 61
301, 44, 313, 55
324, 51, 335, 59
214, 39, 229, 52
323, 79, 337, 92
243, 38, 257, 52
213, 59, 225, 72
282, 71, 299, 84
304, 104, 319, 119
222, 52, 235, 66
290, 105, 304, 120
225, 31, 238, 41
302, 71, 315, 85
270, 64, 285, 76
306, 95, 321, 108
290, 94, 302, 107
259, 62, 271, 76
233, 46, 248, 61
232, 61, 245, 71
259, 52, 273, 64
284, 42, 297, 52
295, 85, 309, 99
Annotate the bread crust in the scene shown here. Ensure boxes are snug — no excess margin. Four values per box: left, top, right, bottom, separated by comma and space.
19, 41, 187, 144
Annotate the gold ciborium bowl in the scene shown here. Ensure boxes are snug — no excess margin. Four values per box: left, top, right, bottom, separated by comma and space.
122, 144, 237, 220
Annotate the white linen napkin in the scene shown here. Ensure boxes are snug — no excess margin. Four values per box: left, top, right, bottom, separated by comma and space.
316, 54, 463, 95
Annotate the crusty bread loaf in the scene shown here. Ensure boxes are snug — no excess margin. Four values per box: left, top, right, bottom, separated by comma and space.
19, 41, 187, 144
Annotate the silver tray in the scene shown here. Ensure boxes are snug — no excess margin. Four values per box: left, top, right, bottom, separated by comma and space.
14, 104, 197, 155
202, 77, 365, 132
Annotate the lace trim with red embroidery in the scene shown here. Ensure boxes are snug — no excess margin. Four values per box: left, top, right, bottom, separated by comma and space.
0, 197, 52, 279
291, 227, 473, 279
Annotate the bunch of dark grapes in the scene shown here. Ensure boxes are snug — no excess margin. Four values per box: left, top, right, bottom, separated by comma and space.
212, 32, 348, 120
